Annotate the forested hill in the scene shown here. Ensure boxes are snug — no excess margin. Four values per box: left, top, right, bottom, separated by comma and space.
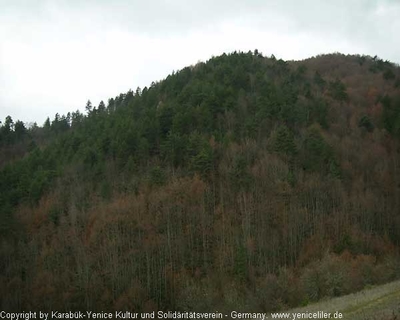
1, 51, 400, 312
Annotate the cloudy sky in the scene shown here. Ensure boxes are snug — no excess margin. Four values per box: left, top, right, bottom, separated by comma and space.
0, 0, 399, 125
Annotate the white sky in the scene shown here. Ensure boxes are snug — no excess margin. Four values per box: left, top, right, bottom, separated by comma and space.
0, 0, 399, 125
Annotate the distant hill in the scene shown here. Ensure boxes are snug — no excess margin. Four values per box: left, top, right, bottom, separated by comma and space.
1, 51, 400, 312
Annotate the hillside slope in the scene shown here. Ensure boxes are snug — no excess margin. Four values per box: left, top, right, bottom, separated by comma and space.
288, 279, 400, 320
1, 51, 400, 312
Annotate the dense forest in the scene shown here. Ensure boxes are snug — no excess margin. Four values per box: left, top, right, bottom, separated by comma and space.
1, 51, 400, 313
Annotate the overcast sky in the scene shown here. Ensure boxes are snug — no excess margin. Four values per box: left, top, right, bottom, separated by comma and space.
0, 0, 399, 125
